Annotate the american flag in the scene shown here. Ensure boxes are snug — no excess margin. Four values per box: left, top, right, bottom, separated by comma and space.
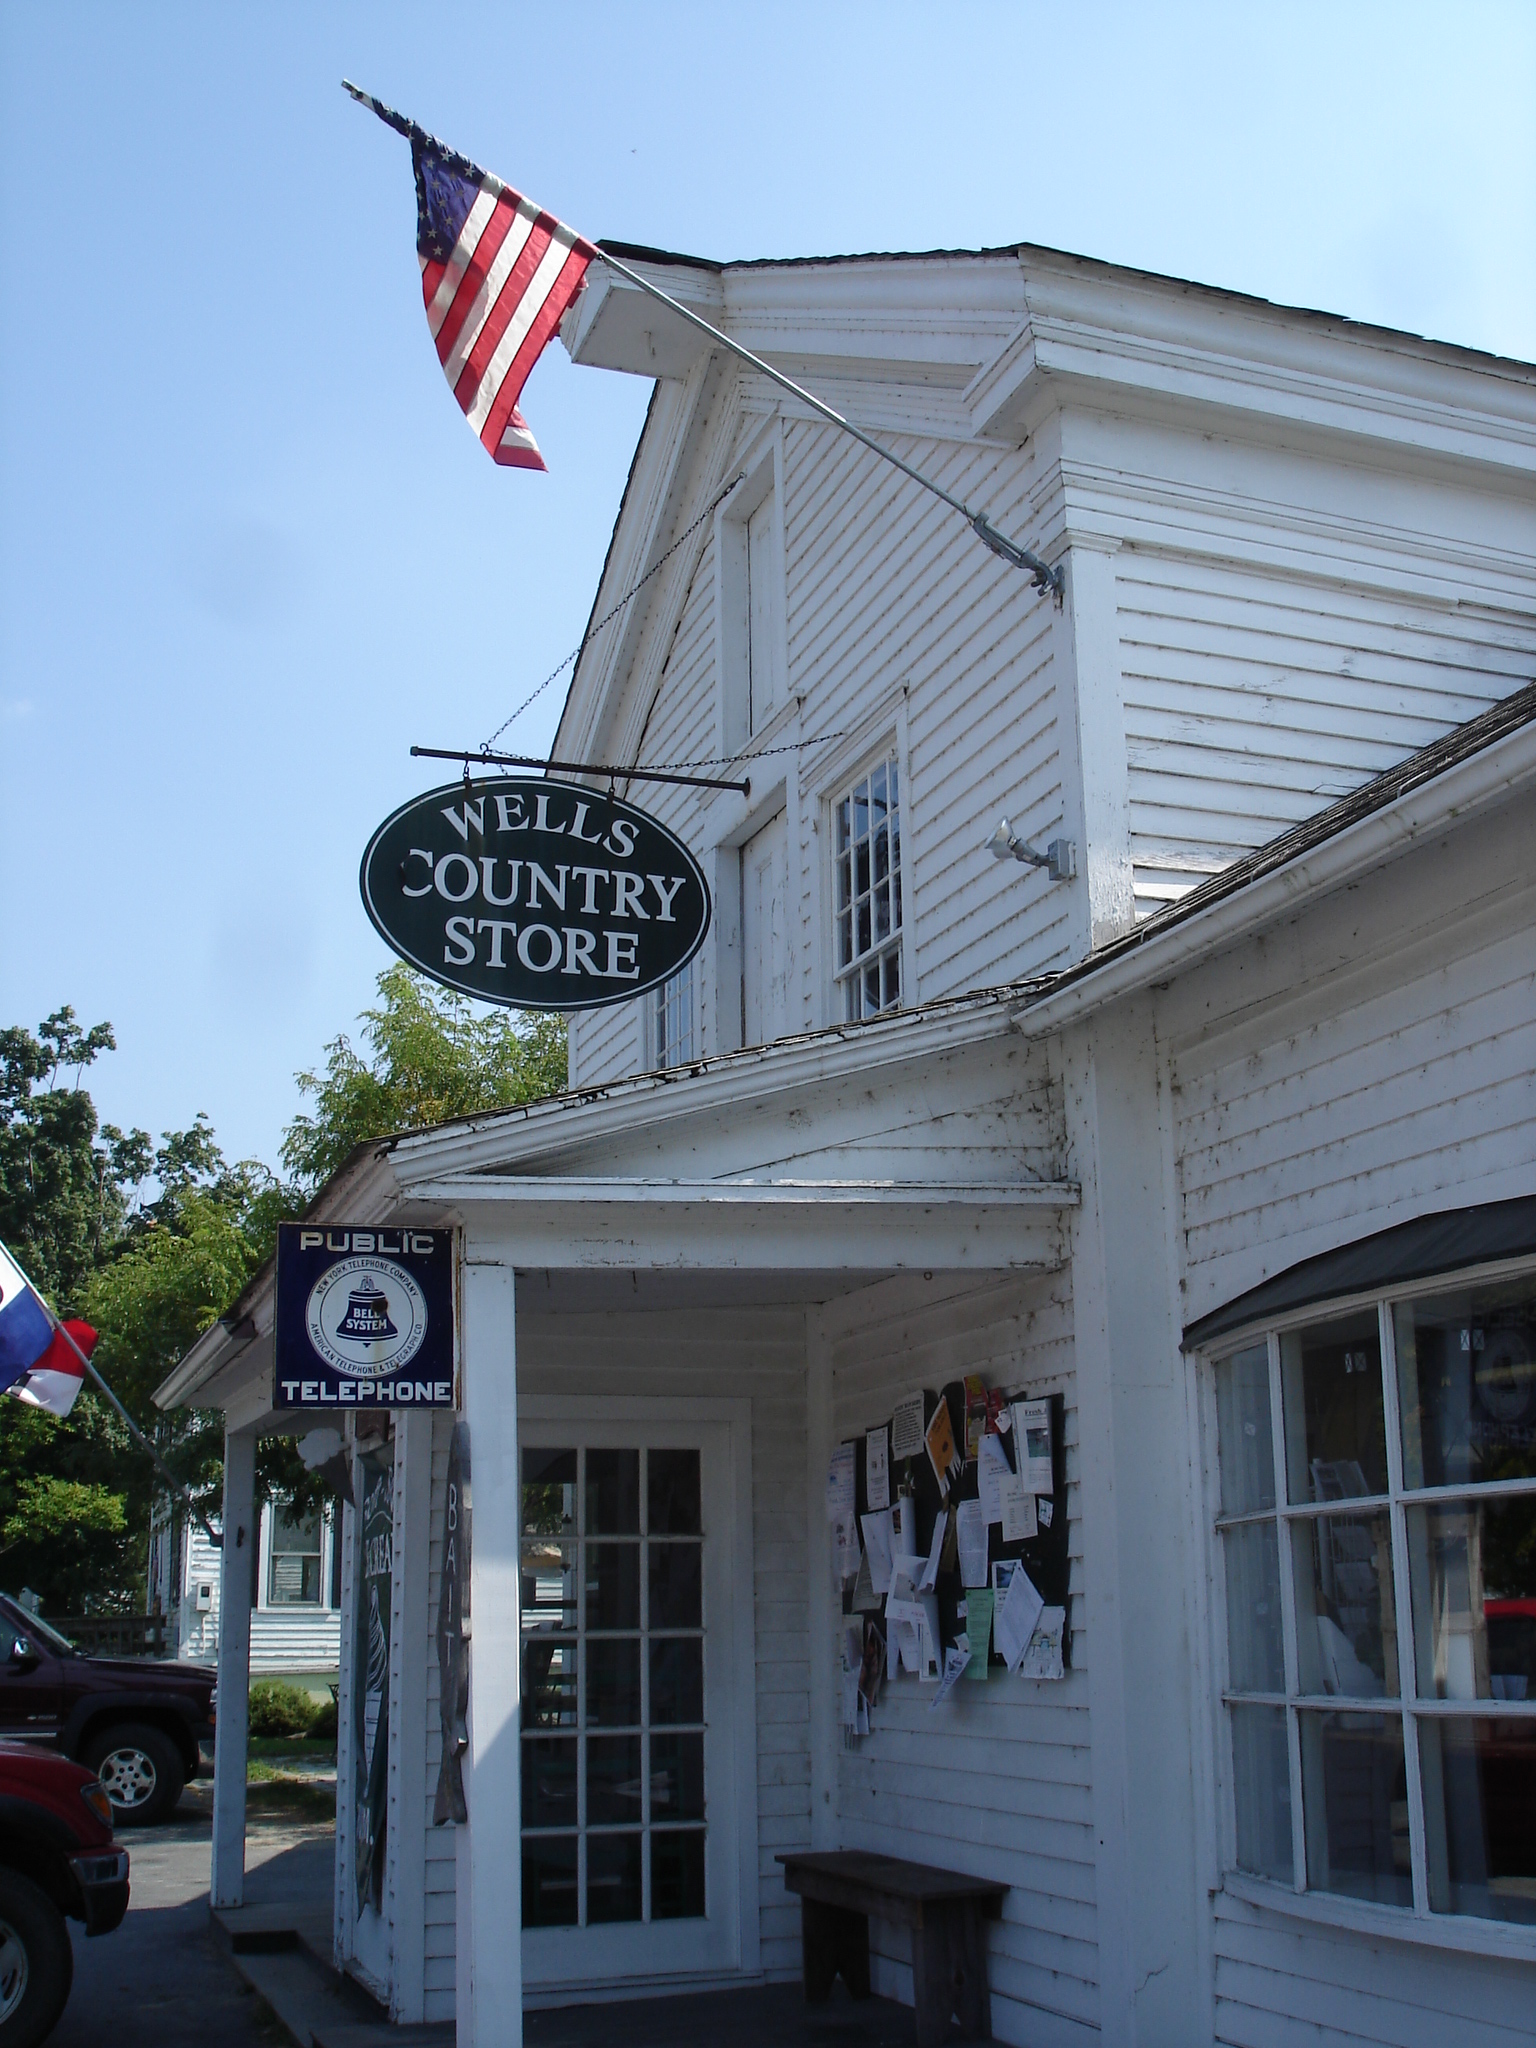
348, 86, 596, 471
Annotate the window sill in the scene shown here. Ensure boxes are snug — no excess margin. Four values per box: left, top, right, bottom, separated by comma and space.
1218, 1872, 1536, 1965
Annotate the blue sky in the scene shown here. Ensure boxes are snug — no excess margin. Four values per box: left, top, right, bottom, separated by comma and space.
3, 3, 1533, 1175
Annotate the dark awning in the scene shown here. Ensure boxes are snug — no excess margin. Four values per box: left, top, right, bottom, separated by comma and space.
1182, 1195, 1536, 1352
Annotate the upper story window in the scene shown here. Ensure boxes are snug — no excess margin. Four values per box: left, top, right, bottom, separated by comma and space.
833, 753, 903, 1021
268, 1502, 324, 1606
1210, 1265, 1536, 1933
654, 963, 694, 1069
716, 439, 785, 758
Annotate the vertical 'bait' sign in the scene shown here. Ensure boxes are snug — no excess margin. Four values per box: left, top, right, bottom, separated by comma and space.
360, 777, 710, 1010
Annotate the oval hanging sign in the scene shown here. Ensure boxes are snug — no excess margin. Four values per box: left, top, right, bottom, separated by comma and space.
360, 777, 711, 1011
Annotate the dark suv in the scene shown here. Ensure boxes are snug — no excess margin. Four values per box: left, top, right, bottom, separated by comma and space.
0, 1596, 214, 1827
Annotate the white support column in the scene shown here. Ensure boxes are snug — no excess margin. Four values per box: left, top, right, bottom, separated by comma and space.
805, 1309, 838, 1851
1059, 540, 1136, 950
211, 1425, 256, 1911
457, 1244, 521, 2048
389, 1410, 434, 2022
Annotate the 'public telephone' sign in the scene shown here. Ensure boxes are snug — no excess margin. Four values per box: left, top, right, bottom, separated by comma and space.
274, 1223, 456, 1409
360, 777, 710, 1010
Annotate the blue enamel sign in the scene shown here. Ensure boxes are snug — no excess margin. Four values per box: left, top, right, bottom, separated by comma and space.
275, 1223, 456, 1409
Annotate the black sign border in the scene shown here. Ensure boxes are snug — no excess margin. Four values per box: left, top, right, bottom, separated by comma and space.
358, 775, 712, 1014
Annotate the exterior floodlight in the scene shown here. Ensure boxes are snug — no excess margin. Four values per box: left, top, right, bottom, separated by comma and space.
987, 817, 1077, 883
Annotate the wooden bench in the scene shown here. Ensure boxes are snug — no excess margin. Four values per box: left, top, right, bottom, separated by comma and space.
776, 1850, 1008, 2046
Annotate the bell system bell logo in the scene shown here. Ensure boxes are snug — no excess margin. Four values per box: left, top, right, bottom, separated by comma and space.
305, 1256, 429, 1377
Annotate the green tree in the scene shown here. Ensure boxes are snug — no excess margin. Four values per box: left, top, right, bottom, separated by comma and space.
281, 964, 566, 1190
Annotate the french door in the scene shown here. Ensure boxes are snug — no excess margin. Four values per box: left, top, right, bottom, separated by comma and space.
518, 1411, 750, 1989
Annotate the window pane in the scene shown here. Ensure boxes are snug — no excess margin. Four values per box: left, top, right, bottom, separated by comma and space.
522, 1835, 578, 1928
1292, 1511, 1398, 1698
523, 1638, 578, 1729
1406, 1497, 1536, 1700
588, 1638, 642, 1727
271, 1505, 319, 1552
650, 1543, 702, 1631
1229, 1703, 1292, 1882
586, 1449, 640, 1534
586, 1734, 643, 1825
1395, 1277, 1536, 1491
836, 799, 850, 854
520, 1539, 578, 1628
651, 1638, 704, 1725
648, 1450, 701, 1535
1280, 1312, 1388, 1505
1222, 1522, 1285, 1694
1215, 1344, 1275, 1516
1298, 1709, 1411, 1907
585, 1544, 640, 1632
650, 1731, 705, 1823
857, 900, 871, 957
1420, 1716, 1536, 1925
522, 1737, 578, 1829
882, 949, 900, 1010
651, 1829, 706, 1920
586, 1831, 643, 1924
523, 1448, 577, 1535
837, 910, 851, 967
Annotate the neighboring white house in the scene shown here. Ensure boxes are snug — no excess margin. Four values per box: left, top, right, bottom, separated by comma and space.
148, 1494, 341, 1676
159, 241, 1536, 2048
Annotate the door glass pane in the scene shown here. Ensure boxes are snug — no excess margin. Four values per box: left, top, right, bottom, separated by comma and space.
1406, 1497, 1536, 1700
1395, 1277, 1536, 1490
649, 1543, 702, 1630
524, 1638, 578, 1729
649, 1450, 701, 1535
651, 1830, 706, 1920
523, 1448, 577, 1534
1280, 1312, 1388, 1504
523, 1836, 578, 1927
1229, 1703, 1292, 1882
1292, 1511, 1399, 1699
650, 1732, 705, 1822
1221, 1522, 1284, 1693
1216, 1345, 1275, 1516
587, 1450, 640, 1534
587, 1639, 642, 1727
587, 1832, 643, 1924
523, 1737, 578, 1829
586, 1544, 640, 1632
650, 1638, 704, 1725
521, 1539, 578, 1627
1298, 1708, 1412, 1906
587, 1734, 643, 1825
1419, 1715, 1536, 1924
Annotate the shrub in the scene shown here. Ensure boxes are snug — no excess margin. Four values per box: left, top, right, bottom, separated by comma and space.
307, 1693, 338, 1742
247, 1678, 316, 1738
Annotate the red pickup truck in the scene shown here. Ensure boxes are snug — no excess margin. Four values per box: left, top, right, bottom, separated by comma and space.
0, 1596, 214, 1828
0, 1744, 127, 2047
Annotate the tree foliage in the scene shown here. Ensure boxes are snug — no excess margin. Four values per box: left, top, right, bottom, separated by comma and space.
281, 965, 566, 1190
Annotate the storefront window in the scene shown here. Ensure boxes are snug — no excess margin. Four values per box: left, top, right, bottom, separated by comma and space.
520, 1444, 707, 1929
1213, 1267, 1536, 1930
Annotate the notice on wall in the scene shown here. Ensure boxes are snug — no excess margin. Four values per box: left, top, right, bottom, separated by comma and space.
866, 1425, 890, 1512
860, 1509, 895, 1598
918, 1508, 948, 1591
1015, 1398, 1054, 1493
925, 1397, 962, 1494
929, 1639, 972, 1709
963, 1587, 994, 1676
826, 1441, 860, 1585
955, 1497, 989, 1588
1019, 1605, 1066, 1681
978, 1433, 1010, 1526
992, 1558, 1045, 1673
891, 1392, 925, 1464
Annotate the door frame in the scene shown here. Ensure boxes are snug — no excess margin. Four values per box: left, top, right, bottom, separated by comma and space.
516, 1394, 761, 1999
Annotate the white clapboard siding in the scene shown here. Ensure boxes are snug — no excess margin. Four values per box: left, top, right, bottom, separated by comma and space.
1172, 841, 1536, 1326
516, 1305, 809, 1983
1118, 552, 1535, 915
179, 1521, 340, 1673
829, 1271, 1096, 2048
1212, 1895, 1536, 2047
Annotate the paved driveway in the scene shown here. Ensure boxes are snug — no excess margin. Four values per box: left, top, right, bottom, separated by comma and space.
51, 1791, 334, 2048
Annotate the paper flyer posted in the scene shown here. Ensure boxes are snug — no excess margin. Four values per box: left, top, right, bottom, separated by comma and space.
978, 1433, 1011, 1525
955, 1497, 989, 1588
851, 1548, 882, 1612
891, 1392, 925, 1463
826, 1441, 856, 1522
925, 1396, 962, 1493
866, 1424, 890, 1512
964, 1587, 994, 1674
860, 1509, 895, 1597
1016, 1399, 1053, 1493
891, 1490, 919, 1560
993, 1560, 1045, 1672
929, 1640, 971, 1708
1038, 1497, 1054, 1529
1019, 1605, 1066, 1680
918, 1508, 947, 1591
1001, 1460, 1038, 1544
963, 1374, 988, 1460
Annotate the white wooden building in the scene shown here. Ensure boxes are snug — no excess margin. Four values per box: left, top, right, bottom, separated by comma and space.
148, 1494, 342, 1676
157, 241, 1536, 2047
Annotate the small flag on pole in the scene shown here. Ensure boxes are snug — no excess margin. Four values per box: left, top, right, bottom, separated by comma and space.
347, 84, 596, 472
0, 1241, 95, 1418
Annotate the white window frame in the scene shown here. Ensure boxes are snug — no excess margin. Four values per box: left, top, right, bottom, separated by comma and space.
827, 743, 906, 1024
650, 961, 695, 1071
258, 1497, 338, 1613
1203, 1251, 1536, 1960
713, 424, 786, 761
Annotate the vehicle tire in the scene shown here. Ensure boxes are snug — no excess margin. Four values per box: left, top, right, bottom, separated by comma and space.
0, 1866, 73, 2048
82, 1721, 184, 1828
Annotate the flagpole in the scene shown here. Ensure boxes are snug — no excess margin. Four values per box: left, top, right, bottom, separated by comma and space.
592, 247, 1065, 601
11, 1262, 223, 1550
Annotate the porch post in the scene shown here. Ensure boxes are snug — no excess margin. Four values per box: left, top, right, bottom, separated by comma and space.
457, 1242, 521, 2048
211, 1424, 256, 1910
